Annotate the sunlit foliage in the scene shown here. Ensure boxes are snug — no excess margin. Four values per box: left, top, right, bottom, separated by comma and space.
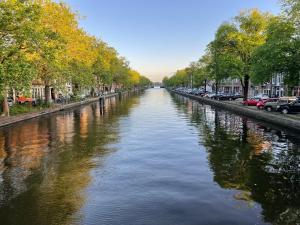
0, 0, 151, 115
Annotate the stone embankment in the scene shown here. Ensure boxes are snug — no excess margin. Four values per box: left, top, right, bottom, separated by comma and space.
172, 90, 300, 132
0, 92, 120, 128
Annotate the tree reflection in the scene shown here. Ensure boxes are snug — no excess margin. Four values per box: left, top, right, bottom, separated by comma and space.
0, 95, 140, 225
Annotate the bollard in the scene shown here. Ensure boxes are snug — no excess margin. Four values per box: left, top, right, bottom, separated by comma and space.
99, 96, 105, 106
99, 96, 106, 114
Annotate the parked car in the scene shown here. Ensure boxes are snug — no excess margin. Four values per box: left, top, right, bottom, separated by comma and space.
191, 88, 201, 95
276, 98, 300, 114
233, 93, 243, 99
17, 96, 36, 105
215, 93, 241, 101
204, 92, 216, 98
194, 89, 205, 96
264, 96, 297, 112
257, 98, 279, 110
254, 94, 269, 100
242, 97, 261, 106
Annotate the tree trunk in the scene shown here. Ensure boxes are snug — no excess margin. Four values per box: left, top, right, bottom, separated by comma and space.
12, 89, 16, 103
45, 84, 50, 104
90, 87, 95, 97
215, 81, 218, 95
204, 79, 207, 92
243, 75, 250, 101
2, 88, 9, 116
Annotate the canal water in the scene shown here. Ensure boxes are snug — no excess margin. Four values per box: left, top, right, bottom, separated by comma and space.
0, 89, 299, 225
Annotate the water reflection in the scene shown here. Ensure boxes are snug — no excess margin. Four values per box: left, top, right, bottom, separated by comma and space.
0, 89, 299, 225
0, 94, 140, 225
171, 93, 300, 225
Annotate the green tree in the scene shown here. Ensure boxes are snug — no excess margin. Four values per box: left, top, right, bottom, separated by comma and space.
197, 54, 212, 92
166, 69, 189, 87
215, 10, 272, 100
207, 23, 243, 94
139, 76, 151, 87
0, 0, 42, 115
281, 0, 300, 28
252, 16, 299, 94
93, 41, 114, 92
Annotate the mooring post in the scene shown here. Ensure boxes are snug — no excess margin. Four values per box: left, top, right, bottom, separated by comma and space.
99, 96, 104, 105
99, 95, 106, 115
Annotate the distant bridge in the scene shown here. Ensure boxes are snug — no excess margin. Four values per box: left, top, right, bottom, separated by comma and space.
152, 82, 164, 88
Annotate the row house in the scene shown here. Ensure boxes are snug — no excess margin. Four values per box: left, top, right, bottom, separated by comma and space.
218, 78, 242, 94
31, 80, 73, 102
256, 73, 300, 97
31, 81, 120, 102
218, 74, 300, 97
257, 74, 285, 97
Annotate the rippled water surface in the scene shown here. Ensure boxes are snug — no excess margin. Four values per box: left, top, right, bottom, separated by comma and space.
0, 89, 299, 225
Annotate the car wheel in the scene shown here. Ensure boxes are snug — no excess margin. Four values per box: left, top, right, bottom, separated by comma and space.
281, 108, 289, 114
266, 107, 272, 112
229, 98, 232, 101
258, 106, 263, 110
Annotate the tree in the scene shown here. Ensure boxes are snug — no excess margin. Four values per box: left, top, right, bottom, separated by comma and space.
207, 23, 243, 94
1, 0, 149, 115
215, 10, 272, 100
112, 57, 129, 86
208, 9, 271, 99
162, 76, 169, 86
0, 0, 42, 115
252, 16, 299, 94
128, 70, 140, 87
281, 0, 300, 29
197, 54, 212, 92
35, 0, 97, 102
165, 69, 189, 87
93, 41, 114, 92
139, 76, 151, 87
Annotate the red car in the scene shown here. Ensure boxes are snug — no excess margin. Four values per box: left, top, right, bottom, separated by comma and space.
17, 96, 36, 104
256, 98, 279, 110
242, 97, 261, 106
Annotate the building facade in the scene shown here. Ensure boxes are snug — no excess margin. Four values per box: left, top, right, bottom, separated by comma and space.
219, 74, 300, 97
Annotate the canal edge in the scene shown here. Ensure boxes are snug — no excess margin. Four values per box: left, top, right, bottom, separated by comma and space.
0, 91, 137, 128
170, 90, 300, 133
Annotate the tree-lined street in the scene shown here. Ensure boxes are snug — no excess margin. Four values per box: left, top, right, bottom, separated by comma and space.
163, 0, 300, 99
0, 0, 151, 116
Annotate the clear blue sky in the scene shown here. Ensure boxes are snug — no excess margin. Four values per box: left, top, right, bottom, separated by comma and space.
63, 0, 281, 82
